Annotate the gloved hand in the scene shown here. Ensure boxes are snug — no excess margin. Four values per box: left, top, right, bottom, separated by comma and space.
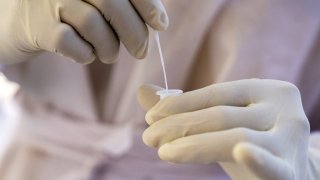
0, 0, 168, 64
138, 79, 312, 180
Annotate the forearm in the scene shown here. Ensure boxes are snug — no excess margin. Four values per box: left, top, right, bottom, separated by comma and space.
308, 132, 320, 179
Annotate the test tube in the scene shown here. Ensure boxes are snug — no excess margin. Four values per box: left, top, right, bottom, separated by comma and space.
156, 89, 183, 99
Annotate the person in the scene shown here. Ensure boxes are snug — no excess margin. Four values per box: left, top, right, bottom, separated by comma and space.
0, 0, 320, 179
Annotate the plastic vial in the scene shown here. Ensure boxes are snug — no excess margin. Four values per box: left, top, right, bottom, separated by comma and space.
156, 89, 183, 99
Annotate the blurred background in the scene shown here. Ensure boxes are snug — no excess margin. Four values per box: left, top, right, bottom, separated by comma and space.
0, 72, 20, 164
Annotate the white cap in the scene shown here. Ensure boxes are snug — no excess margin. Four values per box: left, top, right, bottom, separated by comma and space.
156, 89, 183, 99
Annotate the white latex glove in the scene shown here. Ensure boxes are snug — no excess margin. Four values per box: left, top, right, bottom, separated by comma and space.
138, 79, 312, 180
0, 0, 168, 64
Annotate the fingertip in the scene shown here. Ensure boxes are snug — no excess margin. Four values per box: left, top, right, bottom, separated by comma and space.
158, 143, 175, 162
78, 53, 96, 65
148, 10, 169, 31
145, 111, 156, 125
160, 12, 169, 30
50, 24, 97, 65
131, 0, 169, 31
64, 43, 96, 65
133, 38, 149, 59
98, 34, 120, 64
138, 84, 162, 111
233, 142, 257, 165
156, 11, 169, 31
145, 107, 167, 125
158, 142, 192, 164
99, 51, 120, 64
142, 128, 156, 148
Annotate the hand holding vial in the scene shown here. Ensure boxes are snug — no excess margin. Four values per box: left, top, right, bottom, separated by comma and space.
138, 79, 311, 180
